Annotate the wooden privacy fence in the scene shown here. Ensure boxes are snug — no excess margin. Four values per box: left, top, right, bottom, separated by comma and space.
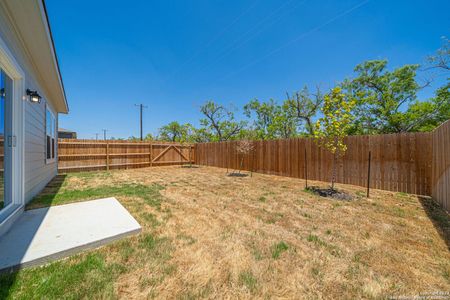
431, 120, 450, 211
58, 139, 195, 173
195, 132, 432, 196
196, 120, 450, 211
56, 120, 449, 211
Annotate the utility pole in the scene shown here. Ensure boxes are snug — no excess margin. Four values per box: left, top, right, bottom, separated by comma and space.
135, 104, 148, 141
102, 129, 108, 140
95, 133, 99, 140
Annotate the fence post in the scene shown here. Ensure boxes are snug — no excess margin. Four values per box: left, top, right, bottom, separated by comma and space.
150, 143, 153, 167
226, 142, 229, 174
188, 145, 191, 167
106, 141, 110, 171
367, 151, 371, 198
251, 141, 255, 177
304, 147, 308, 189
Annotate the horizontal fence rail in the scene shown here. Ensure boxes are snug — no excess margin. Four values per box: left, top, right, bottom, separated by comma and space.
195, 132, 433, 196
58, 139, 195, 173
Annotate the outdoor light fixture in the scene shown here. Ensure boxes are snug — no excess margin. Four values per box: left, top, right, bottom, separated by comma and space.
26, 89, 42, 103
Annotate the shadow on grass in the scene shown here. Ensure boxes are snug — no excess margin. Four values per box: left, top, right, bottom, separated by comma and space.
305, 186, 354, 201
0, 174, 67, 298
27, 181, 164, 211
26, 174, 67, 210
1, 169, 171, 298
418, 196, 450, 250
227, 172, 249, 178
181, 165, 200, 169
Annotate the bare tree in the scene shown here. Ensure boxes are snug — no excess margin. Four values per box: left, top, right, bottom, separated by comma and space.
236, 140, 255, 174
284, 86, 323, 136
200, 101, 246, 141
425, 37, 449, 71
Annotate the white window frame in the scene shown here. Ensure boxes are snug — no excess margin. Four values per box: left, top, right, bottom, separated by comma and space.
0, 33, 25, 233
45, 103, 56, 164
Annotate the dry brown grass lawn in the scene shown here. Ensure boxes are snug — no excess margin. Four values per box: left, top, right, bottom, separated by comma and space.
19, 166, 450, 298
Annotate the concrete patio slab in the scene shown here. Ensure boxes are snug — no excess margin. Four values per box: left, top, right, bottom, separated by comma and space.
0, 197, 141, 272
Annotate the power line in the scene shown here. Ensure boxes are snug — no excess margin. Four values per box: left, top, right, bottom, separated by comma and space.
135, 104, 148, 141
195, 0, 299, 74
213, 0, 307, 61
217, 0, 370, 82
162, 0, 260, 84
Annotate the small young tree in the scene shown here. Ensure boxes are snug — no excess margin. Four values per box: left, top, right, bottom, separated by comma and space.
314, 87, 355, 189
236, 140, 255, 174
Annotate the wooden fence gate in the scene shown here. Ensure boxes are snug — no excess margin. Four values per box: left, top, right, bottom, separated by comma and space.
58, 139, 195, 173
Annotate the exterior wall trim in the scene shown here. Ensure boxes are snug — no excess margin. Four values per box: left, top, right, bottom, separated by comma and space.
0, 33, 25, 230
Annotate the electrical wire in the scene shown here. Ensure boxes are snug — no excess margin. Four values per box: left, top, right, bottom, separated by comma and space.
217, 0, 370, 82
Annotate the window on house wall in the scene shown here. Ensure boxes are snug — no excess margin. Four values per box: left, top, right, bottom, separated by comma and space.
46, 105, 56, 163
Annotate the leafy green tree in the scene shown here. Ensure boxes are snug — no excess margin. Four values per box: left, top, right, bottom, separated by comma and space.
402, 84, 450, 132
158, 121, 191, 142
345, 59, 449, 134
343, 60, 428, 134
284, 86, 323, 136
189, 127, 212, 143
236, 128, 259, 140
144, 133, 154, 141
244, 98, 297, 139
244, 99, 278, 139
275, 102, 297, 138
314, 87, 355, 189
199, 101, 246, 141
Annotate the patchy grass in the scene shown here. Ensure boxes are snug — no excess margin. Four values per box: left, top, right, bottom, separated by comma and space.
1, 166, 449, 299
176, 234, 196, 246
271, 241, 289, 259
141, 212, 161, 228
27, 183, 164, 210
258, 196, 267, 202
238, 270, 258, 292
307, 234, 325, 245
0, 253, 123, 299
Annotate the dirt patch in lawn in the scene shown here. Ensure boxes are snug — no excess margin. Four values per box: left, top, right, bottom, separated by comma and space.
305, 186, 354, 201
4, 166, 450, 299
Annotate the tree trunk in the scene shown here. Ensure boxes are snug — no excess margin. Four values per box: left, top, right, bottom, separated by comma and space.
331, 151, 337, 190
306, 118, 314, 136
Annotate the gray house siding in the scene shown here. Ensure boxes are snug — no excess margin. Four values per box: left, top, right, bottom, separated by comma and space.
0, 5, 58, 204
24, 100, 57, 203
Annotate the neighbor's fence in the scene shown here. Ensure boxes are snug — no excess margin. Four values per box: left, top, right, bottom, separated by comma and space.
195, 132, 433, 196
431, 120, 450, 211
58, 139, 195, 173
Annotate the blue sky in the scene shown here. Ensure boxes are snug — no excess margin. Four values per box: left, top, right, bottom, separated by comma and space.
46, 0, 450, 139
